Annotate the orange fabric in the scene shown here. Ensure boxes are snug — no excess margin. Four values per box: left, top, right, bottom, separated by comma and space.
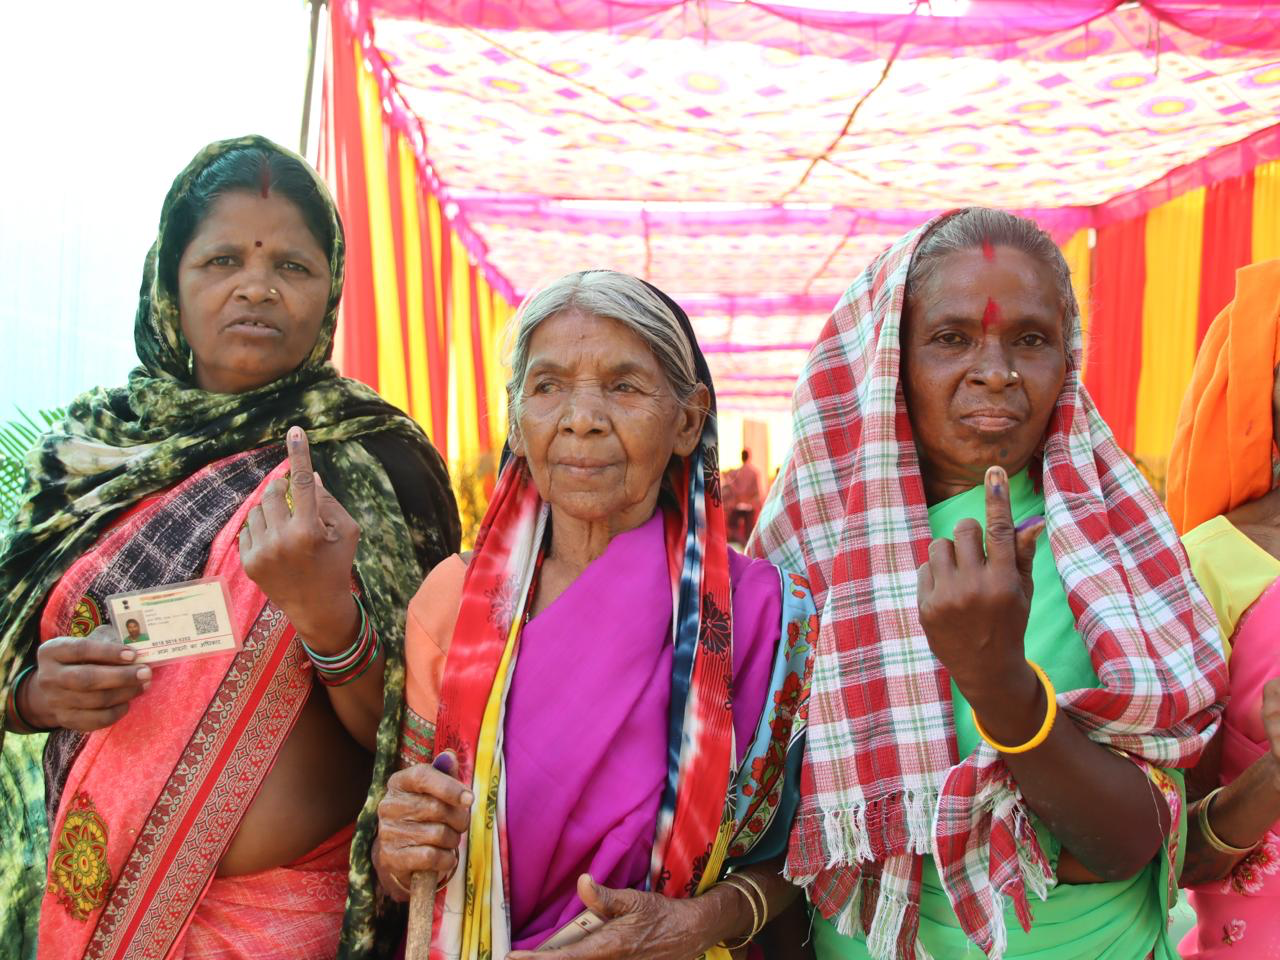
1167, 260, 1280, 533
174, 822, 355, 959
403, 553, 466, 722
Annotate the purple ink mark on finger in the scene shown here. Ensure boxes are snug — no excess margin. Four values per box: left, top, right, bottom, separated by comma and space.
1016, 515, 1045, 532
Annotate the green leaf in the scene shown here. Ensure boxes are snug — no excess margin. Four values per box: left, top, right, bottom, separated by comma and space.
0, 406, 64, 523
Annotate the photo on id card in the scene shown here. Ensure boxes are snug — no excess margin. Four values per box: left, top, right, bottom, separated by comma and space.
105, 576, 240, 665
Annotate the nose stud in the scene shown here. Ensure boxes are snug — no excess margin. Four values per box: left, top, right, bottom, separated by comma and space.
1008, 370, 1020, 381
268, 288, 279, 298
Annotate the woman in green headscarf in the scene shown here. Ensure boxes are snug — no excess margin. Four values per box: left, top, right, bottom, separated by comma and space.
0, 135, 460, 959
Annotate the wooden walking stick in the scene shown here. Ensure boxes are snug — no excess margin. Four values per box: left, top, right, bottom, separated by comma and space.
405, 871, 438, 960
406, 750, 460, 960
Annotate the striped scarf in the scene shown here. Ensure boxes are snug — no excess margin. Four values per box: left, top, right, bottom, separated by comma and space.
752, 213, 1228, 959
430, 291, 739, 957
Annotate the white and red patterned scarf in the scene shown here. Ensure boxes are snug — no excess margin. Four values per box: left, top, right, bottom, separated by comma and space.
751, 215, 1228, 959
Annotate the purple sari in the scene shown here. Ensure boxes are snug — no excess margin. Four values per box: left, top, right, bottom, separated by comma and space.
503, 510, 780, 947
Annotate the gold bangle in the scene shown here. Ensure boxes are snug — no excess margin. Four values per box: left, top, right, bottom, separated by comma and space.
1197, 786, 1261, 856
718, 873, 766, 950
972, 660, 1057, 755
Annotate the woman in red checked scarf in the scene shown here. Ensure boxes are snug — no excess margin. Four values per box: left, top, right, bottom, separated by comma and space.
752, 208, 1228, 960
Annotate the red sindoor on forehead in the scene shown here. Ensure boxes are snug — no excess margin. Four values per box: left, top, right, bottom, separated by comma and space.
260, 162, 271, 199
982, 297, 1002, 331
981, 237, 995, 261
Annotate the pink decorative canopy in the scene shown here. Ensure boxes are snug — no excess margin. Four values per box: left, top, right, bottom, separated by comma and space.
352, 0, 1280, 409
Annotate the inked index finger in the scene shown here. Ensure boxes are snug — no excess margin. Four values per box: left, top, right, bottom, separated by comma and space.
983, 465, 1016, 569
285, 425, 318, 518
392, 756, 475, 808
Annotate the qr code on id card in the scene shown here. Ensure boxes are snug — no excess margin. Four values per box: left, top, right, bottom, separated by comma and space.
193, 610, 220, 636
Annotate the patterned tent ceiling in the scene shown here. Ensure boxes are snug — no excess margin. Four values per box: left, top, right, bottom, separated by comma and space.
353, 0, 1280, 409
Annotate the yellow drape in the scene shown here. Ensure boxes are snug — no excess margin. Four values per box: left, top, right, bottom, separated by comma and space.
1060, 228, 1092, 373
1253, 160, 1280, 265
355, 45, 409, 413
486, 289, 512, 441
448, 234, 481, 468
397, 133, 434, 432
1134, 188, 1206, 486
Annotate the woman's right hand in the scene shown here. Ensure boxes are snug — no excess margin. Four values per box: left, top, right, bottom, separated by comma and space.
22, 625, 152, 731
374, 752, 474, 902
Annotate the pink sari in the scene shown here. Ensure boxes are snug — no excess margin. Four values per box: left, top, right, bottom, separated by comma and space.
1181, 578, 1280, 958
36, 451, 342, 960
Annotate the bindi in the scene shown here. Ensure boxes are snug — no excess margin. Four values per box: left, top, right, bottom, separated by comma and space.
254, 240, 262, 247
982, 297, 1002, 332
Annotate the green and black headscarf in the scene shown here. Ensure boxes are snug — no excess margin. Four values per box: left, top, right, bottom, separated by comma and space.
0, 135, 460, 957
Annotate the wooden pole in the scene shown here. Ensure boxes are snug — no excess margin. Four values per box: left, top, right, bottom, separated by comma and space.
405, 871, 438, 959
299, 0, 324, 156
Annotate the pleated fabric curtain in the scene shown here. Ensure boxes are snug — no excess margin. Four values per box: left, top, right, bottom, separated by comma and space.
320, 5, 514, 473
1135, 189, 1205, 482
1197, 171, 1254, 346
1077, 155, 1280, 494
1060, 229, 1092, 370
1254, 159, 1280, 265
1085, 215, 1147, 456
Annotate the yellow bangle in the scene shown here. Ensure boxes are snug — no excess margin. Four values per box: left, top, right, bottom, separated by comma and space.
972, 660, 1057, 755
1197, 786, 1261, 856
718, 873, 767, 950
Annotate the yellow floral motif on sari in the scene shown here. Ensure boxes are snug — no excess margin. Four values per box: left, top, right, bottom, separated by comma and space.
68, 596, 103, 638
50, 791, 111, 922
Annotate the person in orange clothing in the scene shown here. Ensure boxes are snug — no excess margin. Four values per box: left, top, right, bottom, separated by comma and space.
1167, 259, 1280, 959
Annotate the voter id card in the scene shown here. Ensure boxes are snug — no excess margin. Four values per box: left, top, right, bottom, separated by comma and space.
105, 577, 239, 664
537, 910, 604, 950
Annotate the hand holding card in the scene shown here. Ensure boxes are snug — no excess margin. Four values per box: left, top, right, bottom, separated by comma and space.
238, 426, 363, 649
22, 625, 152, 732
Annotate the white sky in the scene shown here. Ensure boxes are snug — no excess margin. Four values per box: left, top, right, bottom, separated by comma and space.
0, 0, 310, 415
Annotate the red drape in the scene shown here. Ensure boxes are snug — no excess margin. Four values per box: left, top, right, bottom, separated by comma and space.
1197, 169, 1255, 345
328, 11, 379, 388
385, 134, 415, 396
1087, 215, 1148, 453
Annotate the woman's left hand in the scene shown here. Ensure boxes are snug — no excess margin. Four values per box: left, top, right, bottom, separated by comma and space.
916, 465, 1045, 713
239, 425, 361, 642
506, 874, 722, 960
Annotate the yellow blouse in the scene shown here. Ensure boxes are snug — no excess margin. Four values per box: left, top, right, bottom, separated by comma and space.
1182, 514, 1280, 654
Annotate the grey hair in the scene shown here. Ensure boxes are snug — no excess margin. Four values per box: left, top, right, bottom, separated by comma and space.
505, 269, 703, 425
905, 207, 1080, 347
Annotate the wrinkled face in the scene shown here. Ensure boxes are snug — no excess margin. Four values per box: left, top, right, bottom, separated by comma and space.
177, 191, 330, 394
901, 246, 1067, 501
511, 310, 707, 530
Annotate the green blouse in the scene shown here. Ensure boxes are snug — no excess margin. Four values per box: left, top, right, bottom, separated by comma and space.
813, 469, 1186, 960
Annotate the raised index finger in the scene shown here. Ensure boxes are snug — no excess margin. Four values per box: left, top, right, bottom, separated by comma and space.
286, 425, 317, 519
983, 465, 1016, 569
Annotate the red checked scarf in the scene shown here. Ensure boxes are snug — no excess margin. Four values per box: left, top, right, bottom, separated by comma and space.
751, 214, 1228, 959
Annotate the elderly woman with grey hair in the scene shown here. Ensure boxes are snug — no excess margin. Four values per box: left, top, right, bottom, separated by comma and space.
373, 270, 816, 959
